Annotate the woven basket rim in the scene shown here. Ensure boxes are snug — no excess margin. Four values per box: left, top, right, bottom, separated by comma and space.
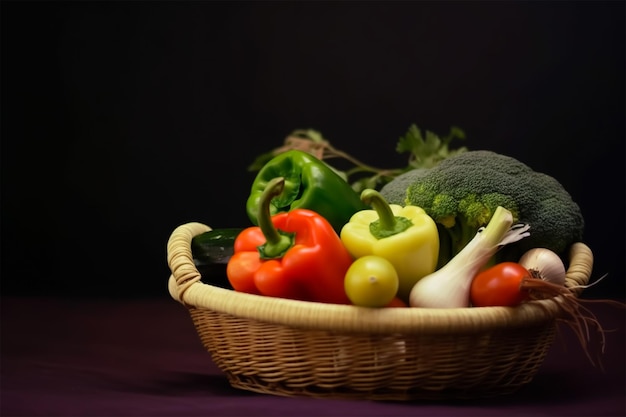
167, 222, 593, 335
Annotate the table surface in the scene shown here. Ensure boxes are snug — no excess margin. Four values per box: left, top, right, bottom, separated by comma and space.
1, 296, 624, 417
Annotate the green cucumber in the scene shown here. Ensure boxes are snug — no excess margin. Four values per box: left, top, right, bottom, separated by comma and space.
191, 228, 243, 289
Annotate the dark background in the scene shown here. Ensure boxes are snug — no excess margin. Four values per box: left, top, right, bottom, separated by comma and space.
1, 1, 624, 299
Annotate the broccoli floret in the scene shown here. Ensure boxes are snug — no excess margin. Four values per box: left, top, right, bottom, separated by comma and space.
377, 168, 431, 204
379, 150, 585, 267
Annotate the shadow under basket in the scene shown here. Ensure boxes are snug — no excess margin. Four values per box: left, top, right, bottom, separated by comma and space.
167, 222, 593, 401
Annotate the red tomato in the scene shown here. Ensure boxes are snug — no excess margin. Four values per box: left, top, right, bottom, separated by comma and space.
470, 262, 531, 307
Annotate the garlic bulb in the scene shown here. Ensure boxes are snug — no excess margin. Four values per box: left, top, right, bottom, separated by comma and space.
518, 248, 566, 286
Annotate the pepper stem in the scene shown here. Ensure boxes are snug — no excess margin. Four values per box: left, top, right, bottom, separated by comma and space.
361, 189, 413, 239
257, 177, 295, 259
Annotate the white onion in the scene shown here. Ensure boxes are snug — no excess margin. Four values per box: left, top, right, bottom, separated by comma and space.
518, 248, 566, 286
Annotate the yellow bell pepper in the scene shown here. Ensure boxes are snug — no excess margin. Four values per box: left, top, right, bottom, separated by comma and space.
340, 189, 439, 302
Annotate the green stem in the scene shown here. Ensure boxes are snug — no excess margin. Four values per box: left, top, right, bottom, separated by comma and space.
257, 177, 294, 259
361, 189, 396, 230
361, 189, 413, 239
344, 166, 404, 178
330, 147, 401, 177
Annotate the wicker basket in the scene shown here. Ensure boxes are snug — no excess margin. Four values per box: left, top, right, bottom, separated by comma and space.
167, 222, 593, 401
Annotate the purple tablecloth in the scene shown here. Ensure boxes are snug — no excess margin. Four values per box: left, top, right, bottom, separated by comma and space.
1, 296, 624, 416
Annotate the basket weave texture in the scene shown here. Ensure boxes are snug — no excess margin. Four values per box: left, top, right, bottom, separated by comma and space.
167, 222, 593, 401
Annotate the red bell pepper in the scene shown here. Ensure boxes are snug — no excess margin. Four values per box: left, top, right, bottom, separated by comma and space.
226, 177, 353, 304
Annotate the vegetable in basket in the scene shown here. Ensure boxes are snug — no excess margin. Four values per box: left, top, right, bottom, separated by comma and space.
470, 247, 615, 309
344, 255, 400, 308
470, 259, 570, 308
469, 250, 626, 369
247, 124, 468, 193
246, 150, 367, 233
340, 189, 439, 302
409, 206, 530, 308
227, 177, 353, 304
190, 227, 244, 289
379, 150, 585, 268
517, 247, 566, 286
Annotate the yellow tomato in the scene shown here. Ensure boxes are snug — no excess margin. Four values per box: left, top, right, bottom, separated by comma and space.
344, 256, 399, 307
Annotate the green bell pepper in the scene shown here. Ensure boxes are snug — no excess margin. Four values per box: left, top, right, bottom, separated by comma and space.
246, 150, 368, 233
